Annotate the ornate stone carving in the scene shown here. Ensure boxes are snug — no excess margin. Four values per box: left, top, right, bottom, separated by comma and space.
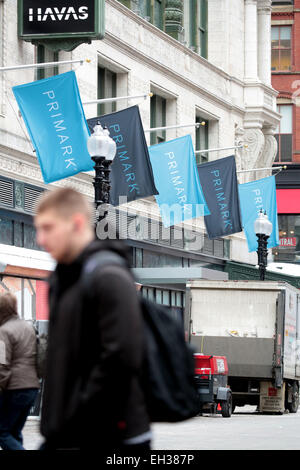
235, 126, 245, 173
0, 153, 94, 198
257, 0, 272, 13
15, 181, 24, 209
165, 0, 183, 40
250, 130, 277, 179
236, 128, 265, 182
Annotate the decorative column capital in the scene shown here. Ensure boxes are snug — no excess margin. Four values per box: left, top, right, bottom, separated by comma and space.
165, 0, 183, 41
257, 0, 272, 14
236, 128, 266, 182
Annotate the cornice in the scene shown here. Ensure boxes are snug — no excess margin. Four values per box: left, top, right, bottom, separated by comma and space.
272, 11, 294, 17
277, 90, 292, 99
104, 33, 245, 115
0, 146, 94, 198
257, 0, 272, 13
272, 5, 293, 13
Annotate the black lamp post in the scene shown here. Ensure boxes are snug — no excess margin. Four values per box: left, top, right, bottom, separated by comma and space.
254, 210, 273, 281
87, 122, 116, 226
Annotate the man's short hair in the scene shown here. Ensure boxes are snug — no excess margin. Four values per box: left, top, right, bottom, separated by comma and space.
0, 292, 18, 326
35, 187, 94, 223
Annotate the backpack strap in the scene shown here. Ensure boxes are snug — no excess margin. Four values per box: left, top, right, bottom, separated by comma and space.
81, 250, 128, 294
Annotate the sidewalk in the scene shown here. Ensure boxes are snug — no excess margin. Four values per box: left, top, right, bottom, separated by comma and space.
23, 419, 44, 450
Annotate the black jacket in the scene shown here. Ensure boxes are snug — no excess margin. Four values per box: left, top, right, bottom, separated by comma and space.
40, 239, 150, 450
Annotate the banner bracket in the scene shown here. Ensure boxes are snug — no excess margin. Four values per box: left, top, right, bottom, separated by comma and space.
237, 165, 287, 175
0, 59, 90, 72
83, 93, 153, 106
144, 122, 205, 133
195, 144, 247, 154
5, 90, 35, 153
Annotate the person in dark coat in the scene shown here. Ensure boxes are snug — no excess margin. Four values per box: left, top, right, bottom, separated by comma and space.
34, 187, 151, 452
0, 292, 40, 450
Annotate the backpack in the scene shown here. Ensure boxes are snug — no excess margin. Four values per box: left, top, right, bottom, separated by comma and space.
82, 250, 200, 423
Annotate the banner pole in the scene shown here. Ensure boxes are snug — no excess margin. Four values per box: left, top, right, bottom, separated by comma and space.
0, 59, 90, 72
237, 165, 287, 174
83, 93, 153, 105
195, 144, 244, 154
144, 122, 205, 133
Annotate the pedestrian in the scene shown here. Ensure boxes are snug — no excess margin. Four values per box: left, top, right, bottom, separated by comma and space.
34, 187, 151, 452
0, 292, 40, 450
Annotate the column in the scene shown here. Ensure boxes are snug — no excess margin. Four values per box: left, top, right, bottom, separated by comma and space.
257, 0, 272, 85
244, 0, 258, 81
165, 0, 184, 41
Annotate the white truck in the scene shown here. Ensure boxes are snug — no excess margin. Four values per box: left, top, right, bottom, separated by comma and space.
185, 280, 300, 414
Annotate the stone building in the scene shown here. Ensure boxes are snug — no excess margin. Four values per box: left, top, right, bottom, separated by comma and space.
271, 0, 300, 266
0, 0, 280, 322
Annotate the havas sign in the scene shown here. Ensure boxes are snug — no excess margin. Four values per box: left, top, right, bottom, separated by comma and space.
18, 0, 104, 40
28, 6, 89, 23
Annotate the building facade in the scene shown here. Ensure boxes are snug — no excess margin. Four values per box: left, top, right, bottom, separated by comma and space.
271, 0, 300, 264
0, 0, 280, 323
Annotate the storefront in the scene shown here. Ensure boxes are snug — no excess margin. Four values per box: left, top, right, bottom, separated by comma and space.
0, 175, 230, 325
225, 259, 300, 289
273, 165, 300, 264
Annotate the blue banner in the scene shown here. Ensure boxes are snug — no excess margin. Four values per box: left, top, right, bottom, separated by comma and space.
13, 71, 93, 184
238, 175, 279, 252
149, 135, 210, 227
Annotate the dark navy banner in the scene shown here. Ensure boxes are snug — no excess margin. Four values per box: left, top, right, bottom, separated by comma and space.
88, 106, 158, 206
197, 155, 242, 239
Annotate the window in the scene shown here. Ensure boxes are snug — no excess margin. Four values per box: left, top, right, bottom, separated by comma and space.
0, 212, 41, 250
0, 176, 44, 250
150, 94, 166, 145
132, 0, 151, 19
36, 45, 59, 81
152, 0, 164, 30
189, 0, 208, 58
97, 66, 117, 116
118, 0, 165, 30
271, 26, 292, 71
107, 208, 229, 259
272, 214, 300, 263
275, 105, 293, 162
0, 176, 44, 214
195, 116, 209, 164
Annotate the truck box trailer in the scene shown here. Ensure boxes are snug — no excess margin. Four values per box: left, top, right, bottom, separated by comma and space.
185, 280, 300, 414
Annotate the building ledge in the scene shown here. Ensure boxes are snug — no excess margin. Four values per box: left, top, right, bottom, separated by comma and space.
0, 244, 55, 277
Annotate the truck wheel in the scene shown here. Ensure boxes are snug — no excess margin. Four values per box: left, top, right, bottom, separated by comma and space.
221, 394, 232, 418
286, 382, 299, 414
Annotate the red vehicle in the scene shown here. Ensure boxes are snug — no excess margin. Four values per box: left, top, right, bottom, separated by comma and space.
194, 354, 232, 418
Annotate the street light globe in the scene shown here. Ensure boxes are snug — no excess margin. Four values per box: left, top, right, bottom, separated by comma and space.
103, 128, 117, 161
87, 122, 112, 158
254, 210, 273, 236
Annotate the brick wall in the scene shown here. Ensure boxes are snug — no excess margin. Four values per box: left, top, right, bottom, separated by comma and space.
272, 0, 300, 161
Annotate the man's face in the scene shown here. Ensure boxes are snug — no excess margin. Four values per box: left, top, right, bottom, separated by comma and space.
35, 209, 76, 263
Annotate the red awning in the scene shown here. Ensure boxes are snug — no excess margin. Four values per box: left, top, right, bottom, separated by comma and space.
277, 189, 300, 214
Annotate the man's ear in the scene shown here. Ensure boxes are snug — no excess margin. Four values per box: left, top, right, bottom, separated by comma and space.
72, 213, 86, 233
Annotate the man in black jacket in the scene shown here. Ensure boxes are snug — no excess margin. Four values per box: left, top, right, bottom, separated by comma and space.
34, 187, 151, 451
